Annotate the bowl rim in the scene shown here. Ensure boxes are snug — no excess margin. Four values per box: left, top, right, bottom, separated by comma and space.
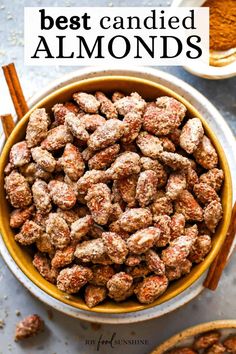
0, 75, 232, 314
150, 319, 236, 353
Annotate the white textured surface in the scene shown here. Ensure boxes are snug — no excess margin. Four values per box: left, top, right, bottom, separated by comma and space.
0, 1, 236, 354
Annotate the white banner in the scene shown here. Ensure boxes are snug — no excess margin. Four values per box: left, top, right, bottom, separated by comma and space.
24, 7, 209, 66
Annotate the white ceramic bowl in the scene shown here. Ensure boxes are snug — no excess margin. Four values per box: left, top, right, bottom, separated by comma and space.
0, 67, 236, 324
171, 0, 236, 79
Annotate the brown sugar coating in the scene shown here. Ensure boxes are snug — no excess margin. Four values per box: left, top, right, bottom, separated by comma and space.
5, 171, 32, 208
26, 108, 50, 148
88, 144, 120, 170
85, 183, 112, 225
134, 275, 168, 304
10, 141, 31, 167
41, 125, 73, 151
4, 89, 224, 306
57, 264, 93, 294
84, 284, 107, 308
15, 314, 44, 341
95, 91, 118, 119
136, 170, 158, 207
59, 143, 85, 181
32, 179, 52, 214
31, 147, 56, 173
119, 208, 153, 233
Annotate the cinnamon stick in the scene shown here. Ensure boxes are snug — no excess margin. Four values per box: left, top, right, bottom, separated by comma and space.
204, 201, 236, 290
2, 63, 28, 120
0, 114, 15, 138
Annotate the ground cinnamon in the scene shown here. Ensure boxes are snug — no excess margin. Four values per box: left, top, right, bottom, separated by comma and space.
203, 0, 236, 51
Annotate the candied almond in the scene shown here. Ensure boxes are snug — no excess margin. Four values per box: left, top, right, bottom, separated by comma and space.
52, 102, 80, 125
204, 200, 223, 232
77, 170, 109, 194
26, 108, 50, 148
125, 254, 142, 267
193, 183, 220, 205
114, 92, 146, 116
107, 152, 141, 180
134, 275, 168, 304
175, 190, 203, 222
223, 335, 236, 352
65, 112, 89, 142
121, 111, 143, 144
79, 114, 106, 132
48, 180, 76, 210
166, 172, 187, 200
84, 285, 107, 308
161, 234, 197, 267
111, 91, 125, 102
189, 234, 212, 263
59, 143, 85, 181
15, 220, 43, 245
88, 144, 120, 170
193, 331, 221, 350
90, 265, 115, 286
95, 91, 118, 119
70, 215, 93, 241
136, 170, 158, 207
41, 125, 73, 151
159, 151, 191, 171
193, 135, 218, 169
10, 205, 35, 229
154, 215, 171, 247
74, 238, 109, 264
159, 137, 176, 152
36, 232, 54, 255
119, 208, 152, 233
88, 119, 125, 151
32, 179, 51, 214
15, 314, 44, 341
199, 168, 224, 192
46, 213, 71, 249
136, 131, 163, 159
145, 249, 165, 275
33, 252, 58, 284
4, 171, 32, 208
57, 265, 93, 294
86, 183, 112, 225
206, 343, 226, 354
180, 117, 204, 154
127, 227, 160, 254
116, 175, 138, 207
150, 195, 173, 221
102, 232, 128, 264
140, 157, 167, 187
10, 141, 31, 167
107, 272, 133, 301
31, 147, 56, 172
73, 92, 100, 113
143, 97, 186, 136
51, 245, 75, 268
170, 213, 185, 240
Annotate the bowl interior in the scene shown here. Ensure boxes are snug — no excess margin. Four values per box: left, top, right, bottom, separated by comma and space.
0, 76, 232, 314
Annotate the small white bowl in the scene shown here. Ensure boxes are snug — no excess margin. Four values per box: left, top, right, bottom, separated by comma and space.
171, 0, 236, 79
